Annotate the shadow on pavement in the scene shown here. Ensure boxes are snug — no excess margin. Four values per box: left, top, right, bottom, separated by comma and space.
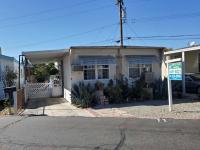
26, 98, 65, 109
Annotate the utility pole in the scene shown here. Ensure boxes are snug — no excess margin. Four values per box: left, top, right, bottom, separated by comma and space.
116, 0, 126, 47
116, 0, 126, 79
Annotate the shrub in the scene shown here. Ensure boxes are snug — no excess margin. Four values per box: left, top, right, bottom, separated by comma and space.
3, 66, 17, 87
71, 82, 96, 108
116, 76, 129, 102
153, 78, 168, 100
104, 79, 116, 103
104, 76, 129, 104
49, 68, 59, 75
95, 81, 104, 91
3, 99, 11, 108
128, 74, 147, 100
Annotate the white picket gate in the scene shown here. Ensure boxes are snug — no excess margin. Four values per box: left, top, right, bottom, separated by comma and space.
26, 83, 52, 99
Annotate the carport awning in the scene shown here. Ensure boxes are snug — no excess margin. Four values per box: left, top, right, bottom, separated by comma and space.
126, 55, 160, 64
79, 56, 116, 65
22, 49, 68, 64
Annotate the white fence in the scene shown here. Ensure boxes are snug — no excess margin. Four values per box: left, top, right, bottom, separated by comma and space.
26, 83, 52, 99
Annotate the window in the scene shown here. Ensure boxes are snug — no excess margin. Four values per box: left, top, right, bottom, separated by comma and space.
129, 64, 152, 79
83, 65, 109, 80
97, 65, 109, 79
129, 64, 140, 79
83, 65, 95, 80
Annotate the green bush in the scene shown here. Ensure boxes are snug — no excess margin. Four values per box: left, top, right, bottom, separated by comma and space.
104, 76, 129, 104
116, 76, 129, 102
153, 78, 168, 100
49, 68, 59, 75
95, 81, 104, 91
71, 82, 96, 108
128, 74, 147, 100
3, 99, 11, 108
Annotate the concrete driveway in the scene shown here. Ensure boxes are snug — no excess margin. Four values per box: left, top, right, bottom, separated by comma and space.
22, 98, 94, 117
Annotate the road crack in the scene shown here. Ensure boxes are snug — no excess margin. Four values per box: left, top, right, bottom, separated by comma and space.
114, 128, 126, 150
0, 116, 28, 133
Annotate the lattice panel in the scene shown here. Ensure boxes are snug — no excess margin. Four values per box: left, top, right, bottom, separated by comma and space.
27, 83, 52, 99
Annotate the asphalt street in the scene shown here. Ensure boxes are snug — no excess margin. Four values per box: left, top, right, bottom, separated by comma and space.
0, 116, 200, 150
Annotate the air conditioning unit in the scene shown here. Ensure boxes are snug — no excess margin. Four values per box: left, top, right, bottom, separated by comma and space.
72, 65, 83, 71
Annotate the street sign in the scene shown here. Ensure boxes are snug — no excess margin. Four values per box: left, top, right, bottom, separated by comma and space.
168, 62, 182, 80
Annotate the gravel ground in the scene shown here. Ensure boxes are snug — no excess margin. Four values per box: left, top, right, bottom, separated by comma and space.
91, 99, 200, 119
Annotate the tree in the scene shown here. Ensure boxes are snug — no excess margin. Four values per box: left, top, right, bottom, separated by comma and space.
30, 63, 59, 83
3, 66, 17, 87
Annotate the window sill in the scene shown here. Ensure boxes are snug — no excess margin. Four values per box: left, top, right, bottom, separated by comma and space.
83, 78, 110, 81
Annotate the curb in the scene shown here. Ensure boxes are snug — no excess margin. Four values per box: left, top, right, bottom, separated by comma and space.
85, 108, 200, 120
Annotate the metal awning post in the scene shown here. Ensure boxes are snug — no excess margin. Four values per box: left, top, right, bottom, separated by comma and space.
166, 56, 173, 112
18, 55, 21, 89
182, 52, 186, 96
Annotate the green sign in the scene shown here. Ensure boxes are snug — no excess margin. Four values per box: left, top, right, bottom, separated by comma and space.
168, 62, 182, 80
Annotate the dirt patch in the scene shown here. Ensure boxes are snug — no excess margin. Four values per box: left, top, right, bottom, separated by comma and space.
90, 99, 200, 119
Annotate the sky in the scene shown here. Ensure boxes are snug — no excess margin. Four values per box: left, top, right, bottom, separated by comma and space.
0, 0, 200, 59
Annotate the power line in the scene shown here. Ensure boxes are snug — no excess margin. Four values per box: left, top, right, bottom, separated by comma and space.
126, 34, 200, 39
130, 11, 200, 23
0, 0, 98, 22
129, 37, 200, 41
0, 4, 113, 30
84, 38, 116, 45
6, 23, 119, 49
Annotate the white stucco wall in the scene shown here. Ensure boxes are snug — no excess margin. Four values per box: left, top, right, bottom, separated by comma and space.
63, 53, 72, 102
70, 47, 163, 84
62, 47, 164, 102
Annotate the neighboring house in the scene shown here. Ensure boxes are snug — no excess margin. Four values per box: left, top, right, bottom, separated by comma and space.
0, 50, 25, 99
23, 46, 165, 102
164, 45, 200, 94
164, 45, 200, 74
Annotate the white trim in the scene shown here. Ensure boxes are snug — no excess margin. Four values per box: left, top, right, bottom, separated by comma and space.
83, 64, 110, 81
22, 49, 68, 55
164, 46, 200, 55
128, 64, 152, 79
165, 58, 182, 63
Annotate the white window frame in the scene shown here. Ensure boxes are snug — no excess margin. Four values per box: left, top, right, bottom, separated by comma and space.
83, 64, 110, 81
83, 65, 96, 80
97, 65, 109, 80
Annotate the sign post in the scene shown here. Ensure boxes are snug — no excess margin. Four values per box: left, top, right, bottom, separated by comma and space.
167, 61, 182, 112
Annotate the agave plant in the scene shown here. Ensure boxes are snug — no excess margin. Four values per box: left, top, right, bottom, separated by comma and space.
71, 82, 96, 108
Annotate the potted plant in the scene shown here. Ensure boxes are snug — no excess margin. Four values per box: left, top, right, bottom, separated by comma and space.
95, 81, 104, 104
